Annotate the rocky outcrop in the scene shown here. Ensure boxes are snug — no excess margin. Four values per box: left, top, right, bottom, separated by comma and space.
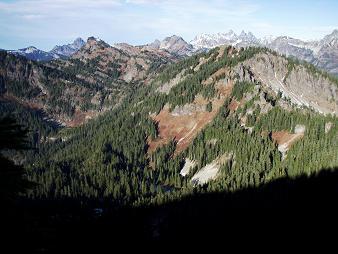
190, 153, 233, 186
294, 124, 306, 134
234, 52, 338, 115
147, 35, 194, 56
171, 103, 206, 116
156, 70, 186, 94
180, 158, 196, 176
325, 122, 333, 133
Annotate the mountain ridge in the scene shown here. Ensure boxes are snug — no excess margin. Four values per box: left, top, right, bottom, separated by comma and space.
191, 29, 338, 75
0, 36, 180, 127
5, 29, 338, 75
6, 38, 86, 62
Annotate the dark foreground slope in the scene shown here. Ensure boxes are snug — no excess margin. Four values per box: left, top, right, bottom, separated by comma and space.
3, 168, 338, 251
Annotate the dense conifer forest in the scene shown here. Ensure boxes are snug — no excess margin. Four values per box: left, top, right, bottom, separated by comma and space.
1, 46, 335, 209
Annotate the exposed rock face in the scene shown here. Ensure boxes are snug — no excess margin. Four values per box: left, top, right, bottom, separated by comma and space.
294, 124, 306, 134
190, 153, 233, 185
325, 122, 333, 133
171, 103, 206, 116
50, 37, 85, 57
268, 36, 316, 63
191, 161, 220, 185
180, 158, 196, 176
160, 35, 194, 56
156, 70, 186, 94
254, 93, 273, 114
146, 35, 194, 56
234, 52, 338, 115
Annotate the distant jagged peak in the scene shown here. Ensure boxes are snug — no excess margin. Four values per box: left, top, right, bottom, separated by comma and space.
87, 36, 100, 43
19, 46, 39, 53
261, 35, 277, 45
87, 36, 106, 43
52, 37, 85, 50
148, 39, 161, 49
238, 30, 259, 43
73, 37, 85, 47
145, 35, 193, 56
321, 29, 338, 45
159, 34, 188, 45
161, 34, 190, 47
113, 42, 144, 56
85, 36, 110, 48
161, 35, 194, 56
191, 29, 259, 49
50, 37, 85, 57
163, 34, 183, 40
328, 29, 338, 37
192, 30, 236, 41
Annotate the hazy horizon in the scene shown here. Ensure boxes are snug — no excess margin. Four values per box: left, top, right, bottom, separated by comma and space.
0, 0, 337, 51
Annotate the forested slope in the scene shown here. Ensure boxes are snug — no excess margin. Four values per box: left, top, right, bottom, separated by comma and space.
22, 46, 338, 208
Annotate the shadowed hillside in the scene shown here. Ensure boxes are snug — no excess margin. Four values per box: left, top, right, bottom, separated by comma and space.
2, 168, 336, 251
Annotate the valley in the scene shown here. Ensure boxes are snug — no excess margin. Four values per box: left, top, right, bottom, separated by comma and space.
1, 32, 338, 249
6, 45, 334, 206
2, 0, 338, 249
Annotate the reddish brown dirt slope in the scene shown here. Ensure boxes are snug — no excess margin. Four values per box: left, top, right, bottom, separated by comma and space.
271, 130, 304, 150
148, 81, 233, 155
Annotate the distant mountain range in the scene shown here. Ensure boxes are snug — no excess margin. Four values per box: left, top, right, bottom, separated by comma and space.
190, 29, 338, 76
4, 30, 338, 75
191, 30, 261, 49
6, 38, 85, 61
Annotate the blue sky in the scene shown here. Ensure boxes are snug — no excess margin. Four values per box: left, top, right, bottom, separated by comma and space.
0, 0, 337, 50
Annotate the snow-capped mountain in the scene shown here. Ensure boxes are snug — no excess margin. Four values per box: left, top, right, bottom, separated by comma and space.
268, 30, 338, 75
8, 46, 57, 61
313, 29, 338, 75
50, 38, 85, 57
267, 36, 316, 63
5, 30, 338, 75
191, 30, 260, 49
191, 30, 237, 49
7, 38, 85, 62
191, 29, 338, 75
261, 35, 277, 45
